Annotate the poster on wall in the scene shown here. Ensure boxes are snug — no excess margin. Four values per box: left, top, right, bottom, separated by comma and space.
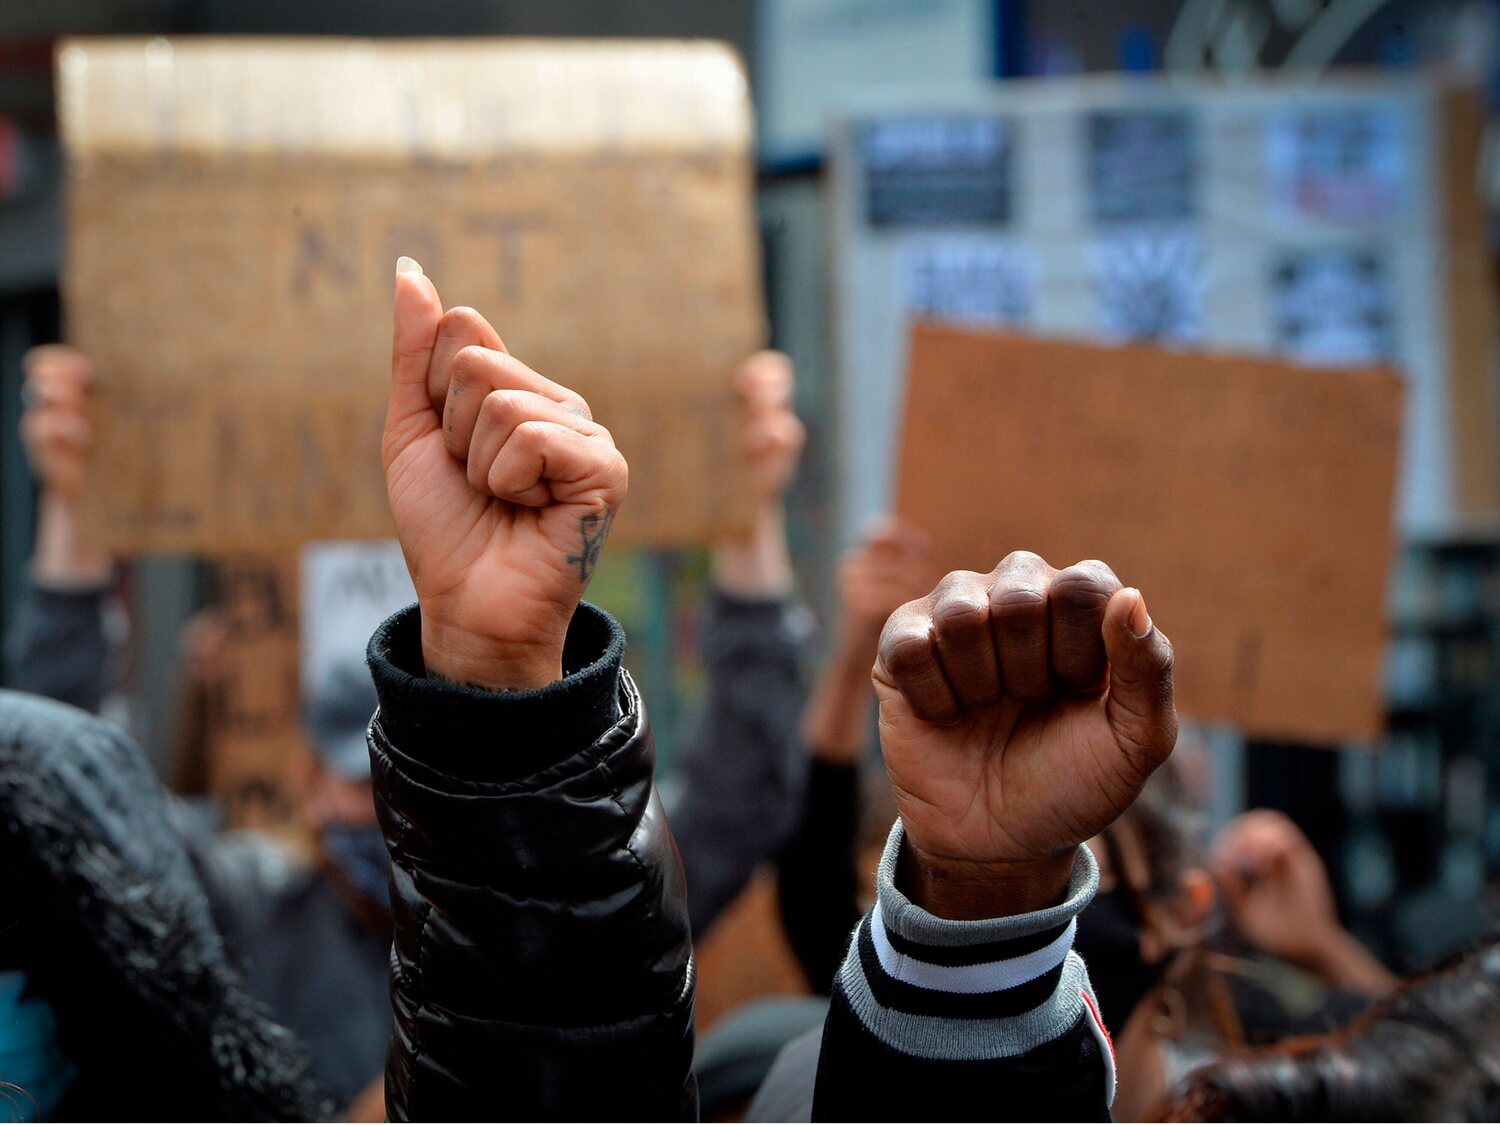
902, 236, 1034, 327
1089, 224, 1205, 345
861, 115, 1015, 227
1267, 103, 1409, 223
1086, 108, 1199, 223
1273, 247, 1395, 366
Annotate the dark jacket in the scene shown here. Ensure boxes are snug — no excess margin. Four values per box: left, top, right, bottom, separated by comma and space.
776, 757, 863, 993
4, 578, 391, 1109
667, 591, 809, 936
367, 602, 1116, 1122
4, 578, 807, 943
367, 602, 698, 1120
185, 828, 392, 1109
0, 690, 332, 1121
4, 583, 112, 714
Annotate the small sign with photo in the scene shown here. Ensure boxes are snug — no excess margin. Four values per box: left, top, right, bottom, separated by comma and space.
860, 115, 1014, 228
903, 236, 1034, 329
1089, 222, 1205, 346
1273, 247, 1394, 366
1086, 108, 1199, 223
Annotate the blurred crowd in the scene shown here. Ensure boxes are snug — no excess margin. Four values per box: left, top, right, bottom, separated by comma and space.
1, 287, 1495, 1122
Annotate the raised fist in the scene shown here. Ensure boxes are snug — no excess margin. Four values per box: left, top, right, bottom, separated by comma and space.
734, 351, 805, 503
1210, 810, 1342, 967
20, 346, 94, 502
383, 259, 627, 692
874, 553, 1176, 918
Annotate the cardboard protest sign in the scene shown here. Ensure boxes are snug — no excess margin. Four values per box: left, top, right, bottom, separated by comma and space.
896, 325, 1403, 743
58, 37, 764, 553
177, 555, 307, 833
832, 76, 1497, 551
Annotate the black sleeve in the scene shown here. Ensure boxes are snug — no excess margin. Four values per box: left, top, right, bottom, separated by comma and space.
4, 582, 111, 713
668, 591, 808, 936
367, 602, 697, 1121
776, 757, 862, 994
811, 824, 1115, 1123
0, 690, 332, 1120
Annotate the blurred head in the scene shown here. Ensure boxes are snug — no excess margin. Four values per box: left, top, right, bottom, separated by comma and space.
1156, 938, 1500, 1122
1079, 760, 1215, 1032
301, 663, 385, 918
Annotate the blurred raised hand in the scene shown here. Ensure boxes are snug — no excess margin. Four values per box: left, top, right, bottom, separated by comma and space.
803, 517, 935, 766
19, 345, 110, 585
1211, 808, 1397, 996
711, 351, 806, 599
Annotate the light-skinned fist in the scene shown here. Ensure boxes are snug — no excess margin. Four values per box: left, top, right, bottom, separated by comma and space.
383, 259, 627, 692
874, 553, 1177, 919
837, 517, 935, 659
1210, 809, 1398, 995
735, 351, 805, 505
1210, 810, 1342, 968
20, 345, 94, 503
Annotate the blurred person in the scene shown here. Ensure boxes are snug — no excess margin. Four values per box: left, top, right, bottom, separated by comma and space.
0, 689, 331, 1120
1081, 774, 1396, 1120
1083, 764, 1222, 1121
369, 260, 1181, 1118
4, 346, 392, 1111
5, 347, 113, 714
6, 337, 808, 1110
1156, 936, 1500, 1122
663, 348, 812, 937
775, 516, 936, 992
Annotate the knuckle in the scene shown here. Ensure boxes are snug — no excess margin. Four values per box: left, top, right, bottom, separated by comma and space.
882, 630, 934, 681
932, 577, 990, 633
479, 389, 519, 423
989, 580, 1047, 619
998, 549, 1048, 573
447, 347, 486, 392
512, 418, 550, 448
1051, 564, 1118, 607
442, 305, 484, 330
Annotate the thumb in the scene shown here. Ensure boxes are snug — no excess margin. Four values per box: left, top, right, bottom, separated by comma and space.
387, 257, 444, 454
1102, 587, 1177, 773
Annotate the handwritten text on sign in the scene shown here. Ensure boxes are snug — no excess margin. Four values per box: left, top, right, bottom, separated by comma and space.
60, 38, 765, 553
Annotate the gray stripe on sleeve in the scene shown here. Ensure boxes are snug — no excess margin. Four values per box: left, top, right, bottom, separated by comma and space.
838, 937, 1094, 1061
875, 820, 1099, 948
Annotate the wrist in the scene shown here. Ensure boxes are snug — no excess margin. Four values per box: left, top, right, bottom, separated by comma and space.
834, 632, 881, 675
32, 491, 111, 588
901, 841, 1075, 921
1302, 926, 1399, 995
712, 501, 793, 598
419, 614, 564, 693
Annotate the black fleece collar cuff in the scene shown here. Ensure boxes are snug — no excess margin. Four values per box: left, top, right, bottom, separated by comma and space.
366, 601, 625, 785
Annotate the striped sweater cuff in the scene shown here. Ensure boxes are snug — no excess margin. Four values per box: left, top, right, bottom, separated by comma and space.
834, 821, 1115, 1103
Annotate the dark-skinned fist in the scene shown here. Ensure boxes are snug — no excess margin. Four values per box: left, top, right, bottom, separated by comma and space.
874, 552, 1177, 919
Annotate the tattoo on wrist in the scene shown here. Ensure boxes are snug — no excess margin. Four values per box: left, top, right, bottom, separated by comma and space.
426, 668, 519, 693
566, 509, 615, 582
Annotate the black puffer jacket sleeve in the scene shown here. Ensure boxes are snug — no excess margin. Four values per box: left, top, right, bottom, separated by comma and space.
367, 602, 697, 1121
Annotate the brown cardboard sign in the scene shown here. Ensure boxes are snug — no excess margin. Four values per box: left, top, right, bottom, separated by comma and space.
896, 325, 1403, 743
58, 37, 764, 553
174, 555, 307, 834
